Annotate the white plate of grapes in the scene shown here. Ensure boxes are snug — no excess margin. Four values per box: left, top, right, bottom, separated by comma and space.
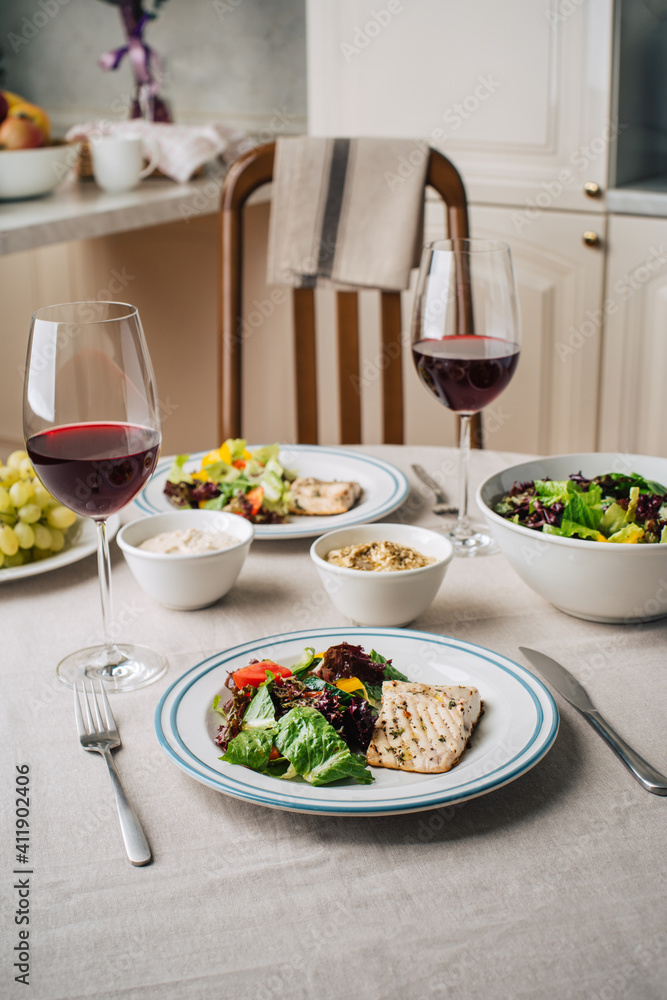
0, 450, 119, 583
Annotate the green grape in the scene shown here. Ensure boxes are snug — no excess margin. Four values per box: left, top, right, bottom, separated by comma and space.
4, 550, 25, 567
0, 525, 19, 556
7, 450, 28, 470
9, 480, 34, 508
14, 522, 35, 550
18, 503, 41, 524
34, 484, 53, 509
33, 524, 52, 550
46, 505, 77, 529
0, 452, 80, 571
0, 467, 19, 487
49, 528, 65, 552
31, 548, 51, 562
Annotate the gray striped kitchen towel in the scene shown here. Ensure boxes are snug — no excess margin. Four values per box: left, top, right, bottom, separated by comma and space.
267, 137, 429, 292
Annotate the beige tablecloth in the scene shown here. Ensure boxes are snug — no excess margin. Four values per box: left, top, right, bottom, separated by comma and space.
2, 447, 666, 1000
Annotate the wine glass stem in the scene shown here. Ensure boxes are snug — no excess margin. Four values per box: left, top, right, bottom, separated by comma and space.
95, 519, 124, 671
455, 414, 472, 539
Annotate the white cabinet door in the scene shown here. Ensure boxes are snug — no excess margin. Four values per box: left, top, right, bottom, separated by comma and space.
307, 0, 613, 212
467, 205, 606, 455
598, 215, 667, 457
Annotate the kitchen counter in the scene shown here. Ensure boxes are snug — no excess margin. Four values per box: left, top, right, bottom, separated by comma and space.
0, 174, 224, 255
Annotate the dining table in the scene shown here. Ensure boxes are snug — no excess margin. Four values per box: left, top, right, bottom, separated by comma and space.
3, 444, 666, 1000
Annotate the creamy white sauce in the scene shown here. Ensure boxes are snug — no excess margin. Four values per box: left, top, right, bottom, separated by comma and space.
139, 527, 238, 554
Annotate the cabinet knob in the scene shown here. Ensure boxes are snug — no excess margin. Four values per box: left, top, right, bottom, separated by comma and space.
583, 231, 602, 247
584, 181, 602, 198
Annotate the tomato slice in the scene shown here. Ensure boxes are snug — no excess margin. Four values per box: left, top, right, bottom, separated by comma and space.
245, 486, 264, 516
232, 459, 246, 470
232, 660, 292, 688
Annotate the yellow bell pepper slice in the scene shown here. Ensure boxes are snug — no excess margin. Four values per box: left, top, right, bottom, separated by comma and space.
335, 677, 369, 700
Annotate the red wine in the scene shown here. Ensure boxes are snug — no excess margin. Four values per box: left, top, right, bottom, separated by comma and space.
412, 336, 520, 413
26, 422, 160, 518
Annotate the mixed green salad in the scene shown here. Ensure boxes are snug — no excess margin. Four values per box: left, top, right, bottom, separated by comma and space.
164, 438, 294, 524
213, 643, 410, 786
494, 471, 667, 544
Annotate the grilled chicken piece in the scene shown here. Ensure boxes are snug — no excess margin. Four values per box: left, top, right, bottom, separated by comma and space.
288, 477, 362, 516
367, 680, 482, 773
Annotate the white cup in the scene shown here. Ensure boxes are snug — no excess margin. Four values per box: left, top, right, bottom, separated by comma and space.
91, 136, 159, 193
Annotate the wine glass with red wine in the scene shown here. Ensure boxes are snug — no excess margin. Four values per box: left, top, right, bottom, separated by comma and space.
23, 301, 167, 690
411, 240, 520, 556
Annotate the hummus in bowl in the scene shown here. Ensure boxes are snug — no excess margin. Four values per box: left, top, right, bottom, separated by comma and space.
310, 523, 453, 626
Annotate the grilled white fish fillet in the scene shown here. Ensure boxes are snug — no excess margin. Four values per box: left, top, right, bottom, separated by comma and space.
288, 477, 362, 516
367, 680, 482, 773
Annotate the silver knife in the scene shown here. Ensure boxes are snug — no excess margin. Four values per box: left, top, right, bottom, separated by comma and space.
519, 647, 667, 796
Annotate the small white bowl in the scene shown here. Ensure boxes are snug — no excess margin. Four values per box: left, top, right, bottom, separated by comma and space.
117, 510, 254, 611
476, 452, 667, 624
0, 142, 79, 200
310, 523, 454, 627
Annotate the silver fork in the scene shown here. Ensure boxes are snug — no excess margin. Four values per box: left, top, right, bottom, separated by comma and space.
74, 681, 152, 866
411, 464, 458, 515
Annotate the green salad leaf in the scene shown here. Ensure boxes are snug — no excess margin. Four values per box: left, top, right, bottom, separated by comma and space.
242, 681, 277, 728
543, 520, 601, 540
290, 647, 317, 679
167, 455, 193, 485
220, 728, 275, 770
607, 523, 645, 543
534, 479, 571, 504
370, 649, 408, 682
273, 706, 374, 786
561, 485, 603, 532
599, 502, 628, 536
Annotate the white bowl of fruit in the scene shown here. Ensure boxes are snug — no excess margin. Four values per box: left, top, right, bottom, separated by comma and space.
0, 89, 77, 200
0, 450, 80, 570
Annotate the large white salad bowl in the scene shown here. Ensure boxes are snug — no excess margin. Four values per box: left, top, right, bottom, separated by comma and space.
476, 452, 667, 624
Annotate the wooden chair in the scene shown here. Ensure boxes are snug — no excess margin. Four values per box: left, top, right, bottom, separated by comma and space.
218, 142, 482, 447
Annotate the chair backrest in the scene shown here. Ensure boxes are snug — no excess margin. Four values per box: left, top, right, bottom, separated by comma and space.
219, 142, 481, 446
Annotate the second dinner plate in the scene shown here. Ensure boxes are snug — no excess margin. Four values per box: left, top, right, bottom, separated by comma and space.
155, 627, 559, 816
134, 445, 410, 539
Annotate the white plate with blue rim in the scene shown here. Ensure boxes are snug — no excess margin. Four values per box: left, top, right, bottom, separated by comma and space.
155, 627, 559, 816
134, 445, 410, 539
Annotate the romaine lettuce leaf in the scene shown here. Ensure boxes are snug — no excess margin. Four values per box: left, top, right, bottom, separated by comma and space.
534, 480, 571, 504
167, 454, 193, 485
543, 520, 601, 540
202, 460, 241, 484
562, 487, 603, 531
242, 682, 276, 728
226, 439, 248, 462
250, 444, 280, 466
220, 727, 275, 770
599, 502, 627, 536
625, 486, 640, 523
274, 707, 374, 785
607, 523, 645, 543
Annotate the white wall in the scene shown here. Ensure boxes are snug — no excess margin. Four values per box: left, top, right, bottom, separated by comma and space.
0, 0, 307, 134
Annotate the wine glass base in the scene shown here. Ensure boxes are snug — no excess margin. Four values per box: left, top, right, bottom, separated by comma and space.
446, 522, 499, 558
57, 643, 168, 692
